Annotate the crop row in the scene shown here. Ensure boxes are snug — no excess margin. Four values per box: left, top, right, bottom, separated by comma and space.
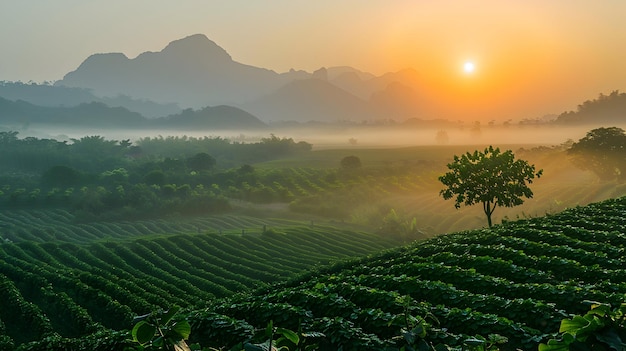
178, 196, 626, 351
0, 225, 398, 348
11, 196, 626, 351
0, 210, 312, 244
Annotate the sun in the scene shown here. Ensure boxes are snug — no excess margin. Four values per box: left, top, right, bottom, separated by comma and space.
463, 61, 475, 74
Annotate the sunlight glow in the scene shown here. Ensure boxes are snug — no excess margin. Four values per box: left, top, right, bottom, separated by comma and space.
464, 61, 475, 73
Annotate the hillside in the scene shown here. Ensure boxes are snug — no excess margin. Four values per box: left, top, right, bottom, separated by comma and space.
243, 78, 372, 123
0, 81, 181, 118
0, 224, 399, 349
10, 196, 626, 351
0, 97, 266, 130
555, 90, 626, 125
154, 105, 268, 130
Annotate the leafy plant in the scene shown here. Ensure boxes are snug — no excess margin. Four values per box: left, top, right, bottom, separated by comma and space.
390, 295, 507, 351
129, 307, 192, 351
539, 301, 626, 351
241, 320, 319, 351
390, 295, 437, 351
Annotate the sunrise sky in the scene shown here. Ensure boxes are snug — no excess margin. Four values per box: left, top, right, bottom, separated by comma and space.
2, 1, 625, 121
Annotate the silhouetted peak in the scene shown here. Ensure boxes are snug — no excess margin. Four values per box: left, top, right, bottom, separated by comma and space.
382, 81, 414, 94
385, 68, 421, 82
161, 34, 232, 62
75, 53, 129, 70
333, 71, 363, 84
312, 67, 328, 81
326, 66, 375, 81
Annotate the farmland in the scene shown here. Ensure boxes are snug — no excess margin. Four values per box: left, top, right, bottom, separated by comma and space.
0, 224, 399, 348
8, 195, 626, 351
0, 131, 625, 350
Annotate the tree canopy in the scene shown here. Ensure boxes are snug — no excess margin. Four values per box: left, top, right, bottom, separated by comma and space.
186, 152, 216, 172
340, 155, 362, 169
568, 126, 626, 182
439, 146, 543, 227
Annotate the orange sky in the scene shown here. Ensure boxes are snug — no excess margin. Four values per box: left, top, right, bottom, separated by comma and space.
1, 1, 625, 122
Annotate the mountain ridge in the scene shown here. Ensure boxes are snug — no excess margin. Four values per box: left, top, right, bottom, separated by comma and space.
56, 34, 292, 108
0, 96, 266, 130
55, 34, 426, 122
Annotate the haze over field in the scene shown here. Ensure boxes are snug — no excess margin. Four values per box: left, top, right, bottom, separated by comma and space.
2, 1, 626, 124
2, 4, 626, 351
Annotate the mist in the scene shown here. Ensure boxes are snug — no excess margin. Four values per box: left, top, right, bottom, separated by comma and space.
17, 123, 622, 152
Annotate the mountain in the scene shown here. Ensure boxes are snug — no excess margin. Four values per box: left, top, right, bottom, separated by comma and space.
54, 34, 429, 123
243, 78, 373, 122
155, 105, 267, 130
369, 81, 423, 120
56, 34, 298, 108
0, 81, 96, 107
0, 97, 265, 130
330, 67, 421, 100
0, 97, 146, 127
0, 81, 181, 118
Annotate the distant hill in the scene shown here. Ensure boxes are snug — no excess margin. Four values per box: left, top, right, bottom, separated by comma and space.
243, 71, 428, 122
0, 97, 146, 127
0, 97, 265, 130
54, 34, 428, 123
369, 81, 423, 120
243, 78, 372, 122
155, 105, 267, 130
555, 90, 626, 125
0, 81, 181, 118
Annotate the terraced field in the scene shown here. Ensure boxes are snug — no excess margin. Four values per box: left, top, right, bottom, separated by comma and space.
190, 196, 626, 351
15, 196, 625, 351
0, 225, 399, 349
0, 210, 315, 244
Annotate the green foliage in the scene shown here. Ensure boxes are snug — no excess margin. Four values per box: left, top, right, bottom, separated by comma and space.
568, 126, 626, 182
377, 209, 424, 242
41, 165, 84, 188
101, 168, 130, 186
439, 146, 542, 227
391, 296, 508, 351
0, 223, 396, 348
539, 301, 626, 351
242, 320, 308, 351
186, 153, 216, 172
143, 170, 166, 186
129, 307, 191, 351
5, 196, 626, 350
340, 156, 362, 170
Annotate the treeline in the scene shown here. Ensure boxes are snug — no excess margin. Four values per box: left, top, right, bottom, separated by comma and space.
555, 90, 626, 124
0, 132, 311, 220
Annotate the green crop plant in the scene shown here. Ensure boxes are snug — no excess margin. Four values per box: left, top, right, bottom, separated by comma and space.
539, 301, 626, 351
129, 307, 191, 351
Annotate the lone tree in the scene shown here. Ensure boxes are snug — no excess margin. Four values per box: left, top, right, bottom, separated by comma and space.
439, 146, 543, 228
568, 127, 626, 182
340, 155, 362, 169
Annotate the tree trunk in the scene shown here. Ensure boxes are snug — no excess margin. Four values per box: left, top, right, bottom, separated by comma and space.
483, 201, 493, 228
